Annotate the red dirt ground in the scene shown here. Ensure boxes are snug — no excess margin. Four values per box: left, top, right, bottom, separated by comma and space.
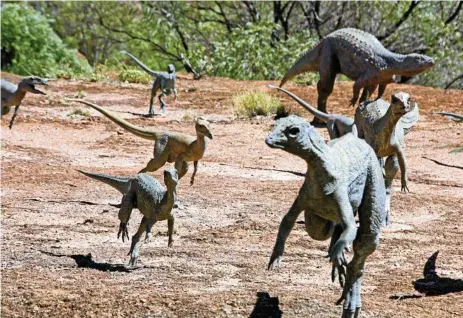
1, 73, 462, 317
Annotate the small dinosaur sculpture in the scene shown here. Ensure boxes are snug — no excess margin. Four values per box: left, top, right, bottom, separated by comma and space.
79, 168, 178, 266
1, 76, 48, 129
356, 92, 419, 224
68, 99, 212, 185
121, 50, 178, 115
270, 87, 418, 224
266, 115, 386, 318
280, 28, 433, 125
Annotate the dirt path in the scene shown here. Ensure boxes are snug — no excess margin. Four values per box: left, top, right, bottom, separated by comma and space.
2, 75, 462, 317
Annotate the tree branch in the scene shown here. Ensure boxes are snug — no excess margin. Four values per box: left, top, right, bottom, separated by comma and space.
445, 74, 463, 89
377, 1, 421, 41
445, 1, 462, 24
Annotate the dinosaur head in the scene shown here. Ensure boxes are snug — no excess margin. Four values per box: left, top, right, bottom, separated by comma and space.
167, 64, 175, 74
399, 53, 434, 76
19, 76, 48, 95
266, 115, 323, 156
390, 92, 412, 116
164, 168, 178, 190
195, 117, 213, 139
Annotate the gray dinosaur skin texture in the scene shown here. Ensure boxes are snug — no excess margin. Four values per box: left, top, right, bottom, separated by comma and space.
121, 50, 178, 115
280, 28, 434, 124
78, 168, 178, 267
265, 115, 386, 318
1, 76, 48, 129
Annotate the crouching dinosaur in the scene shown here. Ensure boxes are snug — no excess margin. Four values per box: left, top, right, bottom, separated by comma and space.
68, 99, 213, 185
270, 86, 418, 224
79, 168, 178, 266
121, 50, 178, 115
280, 28, 433, 126
266, 115, 386, 318
1, 76, 48, 129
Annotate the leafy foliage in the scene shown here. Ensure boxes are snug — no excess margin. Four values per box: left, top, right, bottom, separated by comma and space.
1, 4, 91, 78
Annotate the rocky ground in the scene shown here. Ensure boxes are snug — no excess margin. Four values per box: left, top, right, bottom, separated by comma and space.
2, 73, 462, 317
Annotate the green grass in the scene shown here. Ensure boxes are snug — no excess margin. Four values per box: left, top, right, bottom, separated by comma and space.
233, 90, 281, 118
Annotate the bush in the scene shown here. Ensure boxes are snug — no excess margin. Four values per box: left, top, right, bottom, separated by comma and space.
1, 4, 91, 78
233, 90, 281, 118
118, 68, 152, 84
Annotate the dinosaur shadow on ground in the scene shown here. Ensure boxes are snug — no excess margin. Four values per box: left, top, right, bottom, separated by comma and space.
39, 250, 140, 272
390, 251, 463, 300
249, 292, 283, 318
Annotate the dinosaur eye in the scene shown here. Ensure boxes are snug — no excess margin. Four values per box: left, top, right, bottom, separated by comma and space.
288, 127, 300, 137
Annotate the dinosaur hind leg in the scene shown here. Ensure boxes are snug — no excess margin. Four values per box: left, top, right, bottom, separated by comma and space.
316, 47, 337, 125
128, 217, 148, 267
149, 84, 159, 115
175, 157, 190, 180
384, 155, 399, 225
139, 137, 169, 173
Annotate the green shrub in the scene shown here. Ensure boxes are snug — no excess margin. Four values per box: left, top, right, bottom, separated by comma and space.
1, 4, 91, 78
118, 69, 152, 84
233, 91, 281, 118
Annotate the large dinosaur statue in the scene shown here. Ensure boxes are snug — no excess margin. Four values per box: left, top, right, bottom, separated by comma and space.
1, 76, 48, 129
67, 99, 212, 185
266, 115, 386, 318
280, 28, 433, 126
79, 168, 178, 266
121, 50, 178, 115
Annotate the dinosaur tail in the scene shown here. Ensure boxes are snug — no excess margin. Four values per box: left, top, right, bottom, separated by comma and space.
78, 170, 132, 194
67, 99, 161, 140
120, 51, 160, 77
279, 43, 322, 87
268, 85, 331, 123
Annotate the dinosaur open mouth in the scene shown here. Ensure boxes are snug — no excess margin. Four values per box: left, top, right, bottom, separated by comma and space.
31, 84, 47, 95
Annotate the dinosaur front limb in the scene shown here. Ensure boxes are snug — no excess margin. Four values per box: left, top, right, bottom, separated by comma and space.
117, 194, 135, 242
167, 216, 175, 247
396, 148, 409, 192
190, 161, 198, 186
329, 189, 357, 268
268, 196, 305, 270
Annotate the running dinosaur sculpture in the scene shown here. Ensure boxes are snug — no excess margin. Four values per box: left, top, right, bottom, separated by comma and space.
270, 86, 419, 224
1, 76, 48, 129
266, 115, 386, 318
79, 168, 178, 266
68, 99, 212, 185
280, 28, 433, 126
121, 50, 178, 115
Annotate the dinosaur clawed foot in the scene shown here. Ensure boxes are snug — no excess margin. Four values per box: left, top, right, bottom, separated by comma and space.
118, 223, 130, 242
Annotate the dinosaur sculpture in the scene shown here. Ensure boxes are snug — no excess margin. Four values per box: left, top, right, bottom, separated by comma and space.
79, 168, 178, 266
68, 99, 212, 185
270, 86, 419, 224
1, 76, 48, 129
266, 115, 386, 318
121, 50, 178, 115
280, 28, 433, 125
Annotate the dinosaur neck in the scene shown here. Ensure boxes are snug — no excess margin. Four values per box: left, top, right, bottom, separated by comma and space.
14, 87, 27, 101
196, 133, 208, 147
379, 104, 403, 137
165, 187, 177, 205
